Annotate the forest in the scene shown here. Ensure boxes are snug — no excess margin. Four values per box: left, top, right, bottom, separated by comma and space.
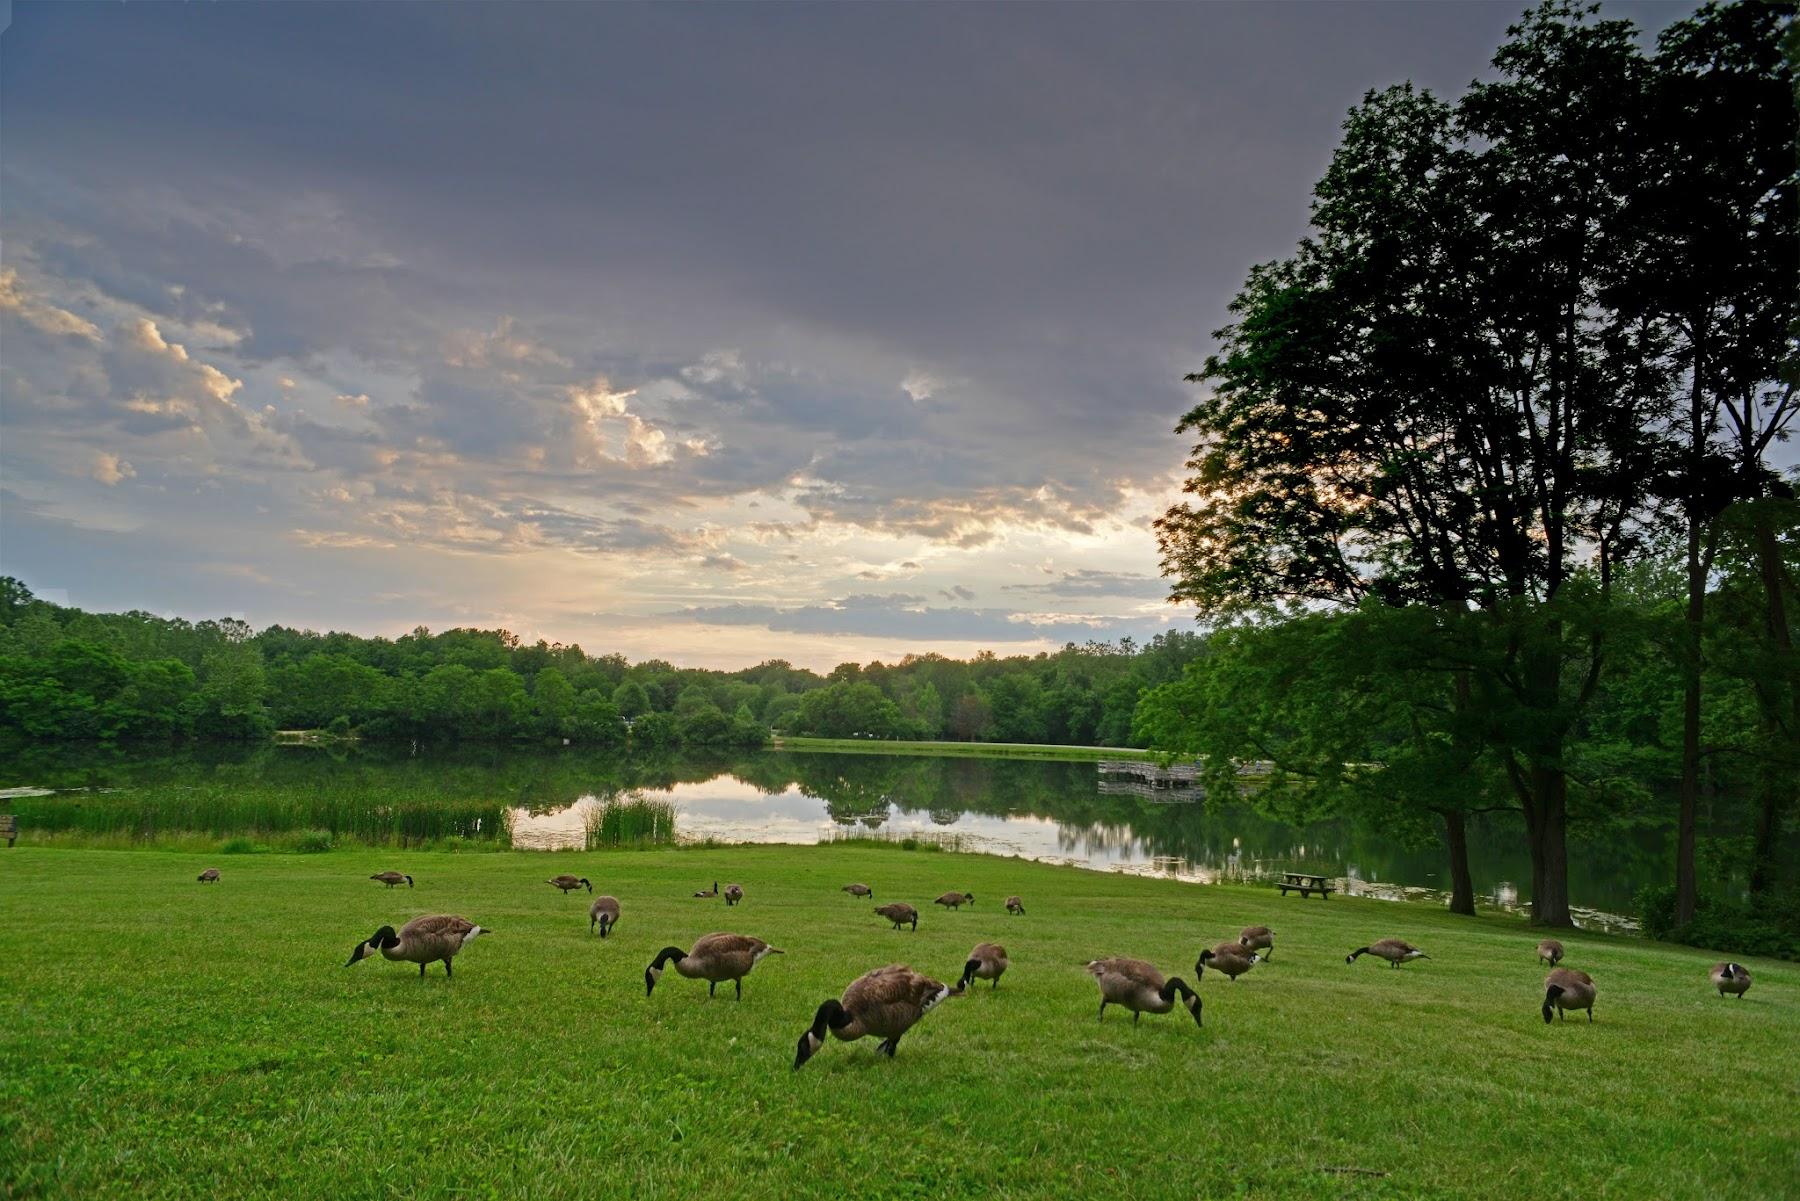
0, 575, 1207, 753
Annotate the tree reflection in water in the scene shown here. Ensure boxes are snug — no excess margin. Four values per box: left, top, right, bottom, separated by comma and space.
4, 742, 1728, 929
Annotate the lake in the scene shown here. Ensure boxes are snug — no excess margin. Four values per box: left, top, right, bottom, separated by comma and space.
1, 742, 1741, 933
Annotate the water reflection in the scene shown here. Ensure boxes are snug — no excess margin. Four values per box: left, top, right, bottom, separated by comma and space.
6, 741, 1726, 934
498, 750, 1692, 931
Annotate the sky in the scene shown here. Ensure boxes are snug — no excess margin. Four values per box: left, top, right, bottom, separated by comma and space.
0, 1, 1694, 670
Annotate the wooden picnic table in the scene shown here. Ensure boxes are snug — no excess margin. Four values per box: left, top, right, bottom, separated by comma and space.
1278, 871, 1335, 899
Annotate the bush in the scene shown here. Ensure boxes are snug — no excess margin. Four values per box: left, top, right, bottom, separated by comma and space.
1636, 884, 1800, 961
220, 837, 262, 854
292, 828, 335, 853
325, 715, 353, 736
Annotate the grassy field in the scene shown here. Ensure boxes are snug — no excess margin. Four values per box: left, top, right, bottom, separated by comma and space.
774, 736, 1156, 762
1, 845, 1794, 1200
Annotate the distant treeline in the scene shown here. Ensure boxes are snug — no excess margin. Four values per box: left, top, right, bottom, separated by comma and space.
0, 577, 1203, 751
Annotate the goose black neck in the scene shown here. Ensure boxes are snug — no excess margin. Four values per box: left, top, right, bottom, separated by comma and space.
1348, 947, 1368, 961
1161, 977, 1196, 1004
809, 998, 848, 1039
651, 946, 687, 971
959, 959, 980, 990
1542, 984, 1563, 1023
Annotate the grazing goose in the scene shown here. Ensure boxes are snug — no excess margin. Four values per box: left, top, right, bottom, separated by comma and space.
934, 891, 974, 911
1006, 896, 1025, 916
346, 914, 490, 979
1197, 941, 1260, 982
1711, 962, 1751, 998
693, 881, 719, 898
1346, 939, 1429, 968
196, 868, 221, 884
548, 875, 592, 895
1542, 966, 1597, 1022
875, 902, 919, 932
1238, 926, 1274, 959
1086, 958, 1202, 1027
724, 883, 744, 907
589, 895, 621, 938
959, 942, 1009, 990
370, 872, 414, 889
842, 883, 874, 899
1536, 939, 1564, 966
794, 964, 959, 1069
644, 933, 782, 1000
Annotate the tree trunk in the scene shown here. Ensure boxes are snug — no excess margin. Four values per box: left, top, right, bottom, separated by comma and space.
1675, 514, 1705, 925
1748, 505, 1797, 897
1439, 808, 1476, 916
1527, 762, 1574, 926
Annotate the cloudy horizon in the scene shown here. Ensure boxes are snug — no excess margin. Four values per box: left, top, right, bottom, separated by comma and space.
0, 2, 1691, 669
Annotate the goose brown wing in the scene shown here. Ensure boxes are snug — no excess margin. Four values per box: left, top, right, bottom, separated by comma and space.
692, 932, 763, 957
1088, 957, 1165, 990
970, 942, 1006, 963
401, 914, 476, 939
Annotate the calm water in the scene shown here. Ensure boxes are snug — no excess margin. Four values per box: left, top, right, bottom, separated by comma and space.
2, 743, 1743, 932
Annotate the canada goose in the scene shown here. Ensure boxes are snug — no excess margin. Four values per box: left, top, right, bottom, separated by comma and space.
724, 884, 744, 906
1536, 939, 1564, 966
1542, 966, 1597, 1022
693, 881, 719, 898
958, 943, 1008, 991
934, 891, 974, 910
1238, 926, 1273, 959
874, 902, 919, 932
589, 895, 621, 937
346, 914, 490, 979
1711, 962, 1752, 998
794, 964, 959, 1069
1086, 958, 1202, 1027
645, 932, 782, 1000
196, 868, 220, 884
370, 872, 414, 889
1346, 939, 1429, 968
1006, 896, 1025, 915
549, 875, 592, 895
1197, 941, 1260, 982
843, 883, 874, 899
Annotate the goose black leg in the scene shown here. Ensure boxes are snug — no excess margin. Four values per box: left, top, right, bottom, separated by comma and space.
708, 981, 717, 997
1098, 1000, 1107, 1023
735, 978, 742, 1000
444, 959, 452, 979
419, 963, 426, 979
1133, 1010, 1141, 1025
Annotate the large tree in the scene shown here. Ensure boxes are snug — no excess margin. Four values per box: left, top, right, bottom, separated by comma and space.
1623, 1, 1798, 924
1157, 2, 1678, 925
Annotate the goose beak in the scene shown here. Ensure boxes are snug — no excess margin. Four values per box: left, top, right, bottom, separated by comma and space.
345, 941, 369, 967
1188, 995, 1204, 1027
794, 1031, 821, 1071
645, 966, 660, 997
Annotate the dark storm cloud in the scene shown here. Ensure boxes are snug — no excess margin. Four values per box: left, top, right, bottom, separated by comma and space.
0, 2, 1693, 658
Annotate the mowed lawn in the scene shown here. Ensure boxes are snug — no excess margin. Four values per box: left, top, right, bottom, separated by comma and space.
1, 846, 1794, 1200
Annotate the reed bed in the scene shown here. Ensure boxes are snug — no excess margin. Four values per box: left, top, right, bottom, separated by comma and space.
6, 783, 506, 848
582, 793, 677, 849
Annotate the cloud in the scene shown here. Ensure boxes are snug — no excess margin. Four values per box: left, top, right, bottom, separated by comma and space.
679, 591, 1171, 645
334, 392, 370, 407
938, 584, 976, 601
90, 452, 136, 485
1002, 569, 1170, 600
0, 267, 102, 341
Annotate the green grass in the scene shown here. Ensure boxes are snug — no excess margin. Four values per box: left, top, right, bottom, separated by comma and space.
775, 736, 1156, 762
1, 846, 1794, 1200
